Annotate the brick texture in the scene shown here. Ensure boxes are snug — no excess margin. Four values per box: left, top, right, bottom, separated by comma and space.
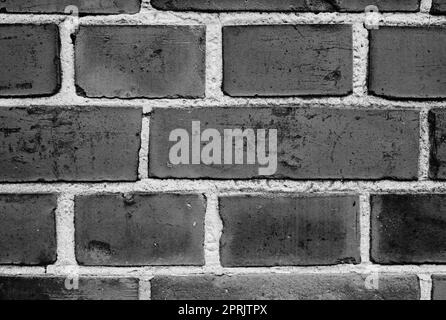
0, 0, 141, 14
0, 277, 139, 300
220, 195, 360, 267
369, 27, 446, 99
429, 109, 446, 179
152, 0, 420, 12
75, 26, 206, 99
432, 275, 446, 300
371, 194, 446, 264
223, 25, 352, 97
0, 194, 56, 265
0, 24, 60, 97
75, 193, 206, 266
149, 107, 420, 180
432, 0, 446, 14
0, 107, 141, 182
151, 274, 420, 300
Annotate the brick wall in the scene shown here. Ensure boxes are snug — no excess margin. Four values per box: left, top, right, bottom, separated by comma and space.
0, 0, 445, 300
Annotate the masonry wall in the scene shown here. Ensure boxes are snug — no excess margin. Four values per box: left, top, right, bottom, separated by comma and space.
0, 0, 446, 300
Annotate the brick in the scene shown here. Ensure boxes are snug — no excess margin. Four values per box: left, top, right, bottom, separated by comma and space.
0, 107, 141, 182
369, 27, 446, 99
432, 275, 446, 300
371, 194, 446, 264
0, 194, 56, 265
75, 26, 206, 99
0, 25, 60, 97
149, 107, 420, 180
0, 276, 138, 300
152, 0, 420, 12
429, 109, 446, 179
0, 0, 141, 14
220, 195, 360, 267
223, 25, 352, 97
431, 0, 446, 14
151, 274, 420, 300
75, 193, 206, 266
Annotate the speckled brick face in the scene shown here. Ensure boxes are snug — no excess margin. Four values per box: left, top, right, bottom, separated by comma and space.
0, 25, 60, 97
432, 0, 446, 14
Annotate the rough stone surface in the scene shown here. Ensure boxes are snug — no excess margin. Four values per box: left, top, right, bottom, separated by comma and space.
0, 194, 57, 265
149, 107, 420, 180
430, 109, 446, 179
75, 193, 206, 266
152, 0, 420, 12
369, 27, 446, 99
75, 26, 206, 99
432, 0, 446, 14
223, 25, 352, 97
0, 106, 142, 182
0, 277, 139, 300
0, 0, 141, 14
432, 275, 446, 300
0, 24, 60, 97
220, 195, 360, 267
151, 274, 420, 300
371, 194, 446, 264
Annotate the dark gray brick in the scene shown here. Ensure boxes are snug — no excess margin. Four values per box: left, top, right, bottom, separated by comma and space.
431, 0, 446, 14
0, 277, 138, 300
0, 194, 56, 265
151, 274, 420, 300
75, 26, 206, 98
0, 25, 60, 97
432, 275, 446, 300
371, 194, 446, 264
75, 193, 206, 266
430, 109, 446, 180
369, 27, 446, 99
220, 195, 360, 267
223, 25, 352, 97
0, 106, 141, 182
149, 107, 420, 180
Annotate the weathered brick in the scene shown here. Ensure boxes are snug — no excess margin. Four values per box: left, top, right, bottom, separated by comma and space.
149, 107, 420, 180
429, 109, 446, 179
432, 275, 446, 300
152, 0, 420, 12
369, 27, 446, 99
0, 0, 141, 14
223, 25, 352, 97
220, 195, 360, 267
75, 193, 206, 266
0, 194, 56, 265
151, 274, 420, 300
0, 107, 141, 182
431, 0, 446, 14
0, 25, 60, 97
75, 26, 206, 99
0, 277, 138, 300
371, 194, 446, 264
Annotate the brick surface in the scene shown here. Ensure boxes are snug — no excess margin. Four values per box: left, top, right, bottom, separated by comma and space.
220, 195, 360, 267
0, 194, 56, 265
75, 193, 206, 266
149, 107, 420, 180
151, 274, 420, 300
432, 275, 446, 300
371, 194, 446, 264
0, 107, 141, 182
369, 27, 446, 99
152, 0, 420, 12
75, 26, 206, 99
0, 0, 140, 14
0, 277, 138, 300
223, 25, 352, 97
0, 25, 60, 97
432, 0, 446, 14
430, 109, 446, 180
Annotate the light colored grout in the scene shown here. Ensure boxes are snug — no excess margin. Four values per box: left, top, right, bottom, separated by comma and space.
419, 108, 432, 180
138, 117, 150, 180
420, 0, 433, 13
352, 23, 369, 97
138, 278, 152, 300
205, 20, 224, 100
204, 190, 223, 270
419, 274, 433, 300
53, 193, 76, 266
359, 193, 371, 264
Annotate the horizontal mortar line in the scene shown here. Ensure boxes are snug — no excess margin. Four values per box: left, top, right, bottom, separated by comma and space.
1, 180, 446, 194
